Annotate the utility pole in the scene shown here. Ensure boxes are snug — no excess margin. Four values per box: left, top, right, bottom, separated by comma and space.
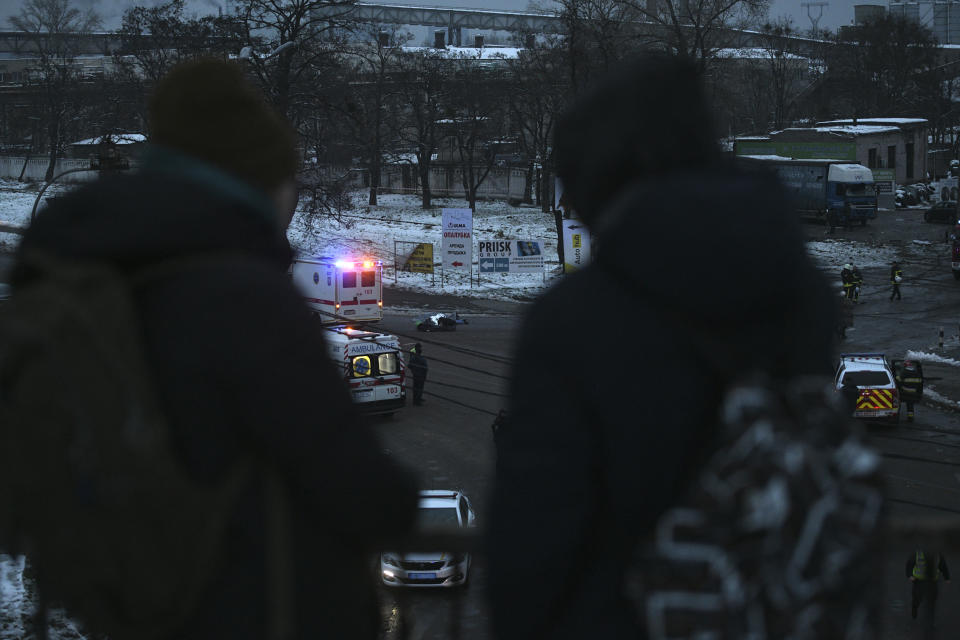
801, 2, 829, 34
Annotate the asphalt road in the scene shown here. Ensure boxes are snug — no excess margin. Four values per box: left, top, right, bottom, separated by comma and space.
3, 205, 960, 638
368, 312, 517, 640
371, 206, 960, 639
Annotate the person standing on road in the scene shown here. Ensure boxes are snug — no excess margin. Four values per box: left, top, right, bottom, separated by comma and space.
891, 261, 903, 300
895, 359, 924, 422
842, 263, 855, 300
907, 549, 950, 624
409, 343, 428, 406
7, 59, 418, 640
851, 263, 863, 303
486, 56, 839, 640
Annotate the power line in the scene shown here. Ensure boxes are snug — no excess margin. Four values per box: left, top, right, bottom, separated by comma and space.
882, 451, 960, 468
886, 497, 960, 515
427, 377, 509, 398
422, 388, 500, 416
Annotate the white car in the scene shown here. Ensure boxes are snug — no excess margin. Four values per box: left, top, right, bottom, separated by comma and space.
381, 489, 476, 587
835, 352, 900, 423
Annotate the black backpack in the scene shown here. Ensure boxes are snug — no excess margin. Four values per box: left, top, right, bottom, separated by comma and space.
0, 254, 254, 639
626, 376, 885, 639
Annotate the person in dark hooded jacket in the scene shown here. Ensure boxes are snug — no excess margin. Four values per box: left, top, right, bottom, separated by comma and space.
10, 60, 417, 640
486, 57, 837, 640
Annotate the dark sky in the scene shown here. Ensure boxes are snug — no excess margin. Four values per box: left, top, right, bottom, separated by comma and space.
2, 0, 864, 33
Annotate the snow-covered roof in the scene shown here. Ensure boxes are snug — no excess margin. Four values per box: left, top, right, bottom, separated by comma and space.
740, 154, 794, 161
401, 46, 521, 60
739, 154, 860, 163
817, 118, 928, 126
715, 47, 806, 60
71, 133, 146, 146
782, 125, 900, 136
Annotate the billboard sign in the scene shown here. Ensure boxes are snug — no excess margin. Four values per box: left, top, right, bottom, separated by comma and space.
478, 239, 511, 273
442, 208, 473, 271
404, 242, 434, 273
478, 239, 544, 273
562, 221, 590, 273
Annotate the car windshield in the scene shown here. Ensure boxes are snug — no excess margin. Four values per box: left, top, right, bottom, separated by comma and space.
841, 370, 891, 387
417, 507, 460, 529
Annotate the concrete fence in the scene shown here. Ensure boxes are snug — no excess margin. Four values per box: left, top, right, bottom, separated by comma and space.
0, 157, 97, 183
378, 164, 528, 201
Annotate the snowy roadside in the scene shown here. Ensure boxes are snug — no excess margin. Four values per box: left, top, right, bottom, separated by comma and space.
1, 181, 945, 303
0, 555, 87, 640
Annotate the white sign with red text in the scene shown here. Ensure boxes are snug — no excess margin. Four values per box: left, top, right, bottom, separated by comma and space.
442, 208, 473, 271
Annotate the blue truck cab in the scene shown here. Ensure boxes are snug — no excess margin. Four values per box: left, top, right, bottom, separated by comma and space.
737, 156, 878, 230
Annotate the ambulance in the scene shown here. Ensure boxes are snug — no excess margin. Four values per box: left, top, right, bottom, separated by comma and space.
290, 256, 384, 324
835, 353, 901, 423
323, 325, 406, 413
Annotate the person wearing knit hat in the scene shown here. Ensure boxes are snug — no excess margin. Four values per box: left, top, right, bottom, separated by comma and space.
9, 59, 418, 640
487, 56, 839, 639
146, 58, 301, 228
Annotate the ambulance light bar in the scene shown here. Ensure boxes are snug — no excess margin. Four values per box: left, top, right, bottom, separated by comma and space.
334, 258, 383, 270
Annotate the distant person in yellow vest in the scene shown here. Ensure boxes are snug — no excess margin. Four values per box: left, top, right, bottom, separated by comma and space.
906, 548, 950, 624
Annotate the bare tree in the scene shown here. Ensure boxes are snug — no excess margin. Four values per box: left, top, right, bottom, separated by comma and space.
506, 36, 570, 210
10, 0, 101, 181
442, 53, 511, 211
620, 0, 770, 68
231, 0, 354, 124
394, 47, 447, 209
554, 0, 643, 93
342, 25, 411, 206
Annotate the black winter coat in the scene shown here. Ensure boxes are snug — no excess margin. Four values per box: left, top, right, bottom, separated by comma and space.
11, 151, 418, 640
487, 169, 837, 640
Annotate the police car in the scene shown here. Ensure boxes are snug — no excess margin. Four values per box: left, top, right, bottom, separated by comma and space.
835, 353, 900, 423
380, 490, 476, 588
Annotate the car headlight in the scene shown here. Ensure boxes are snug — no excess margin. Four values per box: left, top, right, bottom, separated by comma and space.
382, 553, 402, 567
447, 553, 466, 566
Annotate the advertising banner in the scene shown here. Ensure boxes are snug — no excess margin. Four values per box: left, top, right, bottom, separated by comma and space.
478, 239, 544, 273
404, 242, 434, 273
478, 239, 511, 273
442, 208, 473, 271
511, 240, 544, 273
562, 221, 591, 273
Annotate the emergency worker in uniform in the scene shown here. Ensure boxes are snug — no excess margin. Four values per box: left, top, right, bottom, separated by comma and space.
841, 263, 855, 300
906, 549, 950, 623
408, 343, 428, 406
895, 359, 924, 422
891, 261, 903, 301
850, 264, 863, 303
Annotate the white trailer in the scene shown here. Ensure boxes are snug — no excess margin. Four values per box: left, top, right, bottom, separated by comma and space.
291, 256, 384, 324
323, 325, 406, 414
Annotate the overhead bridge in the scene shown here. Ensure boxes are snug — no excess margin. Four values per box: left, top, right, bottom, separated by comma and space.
313, 2, 563, 44
314, 2, 833, 52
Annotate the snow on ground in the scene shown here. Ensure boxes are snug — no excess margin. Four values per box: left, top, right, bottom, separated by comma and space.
805, 239, 900, 270
906, 350, 960, 367
921, 386, 960, 410
287, 192, 560, 302
0, 555, 28, 640
1, 181, 938, 303
0, 555, 91, 640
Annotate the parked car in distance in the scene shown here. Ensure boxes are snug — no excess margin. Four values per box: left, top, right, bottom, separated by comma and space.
834, 353, 900, 424
924, 200, 958, 224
